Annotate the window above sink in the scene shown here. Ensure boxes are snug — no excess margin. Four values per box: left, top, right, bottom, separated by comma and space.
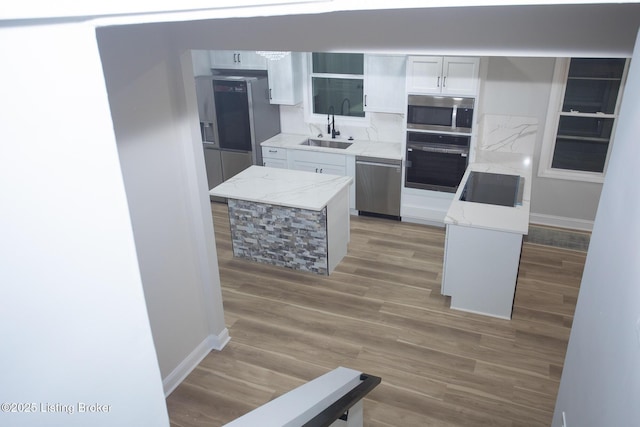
310, 53, 365, 119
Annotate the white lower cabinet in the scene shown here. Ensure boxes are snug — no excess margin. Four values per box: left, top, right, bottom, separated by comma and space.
442, 224, 523, 319
289, 150, 347, 176
400, 188, 455, 225
263, 158, 288, 169
261, 147, 288, 169
292, 162, 345, 175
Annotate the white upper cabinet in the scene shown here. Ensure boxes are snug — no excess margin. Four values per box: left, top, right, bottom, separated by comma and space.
364, 54, 407, 114
267, 52, 304, 105
407, 56, 479, 96
406, 56, 443, 94
209, 50, 268, 70
442, 57, 480, 95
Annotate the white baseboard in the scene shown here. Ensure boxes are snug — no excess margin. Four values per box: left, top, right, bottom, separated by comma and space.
529, 212, 594, 232
449, 305, 512, 320
163, 328, 230, 397
211, 327, 231, 351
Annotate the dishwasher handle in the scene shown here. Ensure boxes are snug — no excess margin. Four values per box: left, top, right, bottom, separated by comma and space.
356, 160, 401, 169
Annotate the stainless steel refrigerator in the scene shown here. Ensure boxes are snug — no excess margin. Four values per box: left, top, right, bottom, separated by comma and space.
195, 74, 281, 196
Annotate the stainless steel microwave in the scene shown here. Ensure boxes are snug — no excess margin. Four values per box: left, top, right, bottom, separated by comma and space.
407, 95, 475, 134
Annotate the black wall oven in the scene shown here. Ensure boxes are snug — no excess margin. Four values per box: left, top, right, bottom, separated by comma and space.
405, 131, 470, 193
407, 95, 475, 134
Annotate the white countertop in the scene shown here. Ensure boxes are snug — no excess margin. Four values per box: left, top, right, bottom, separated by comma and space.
261, 133, 403, 160
444, 151, 533, 235
209, 165, 353, 211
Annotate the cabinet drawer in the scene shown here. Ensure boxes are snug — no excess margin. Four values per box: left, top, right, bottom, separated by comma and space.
292, 161, 346, 176
263, 158, 288, 169
262, 147, 288, 160
290, 149, 346, 166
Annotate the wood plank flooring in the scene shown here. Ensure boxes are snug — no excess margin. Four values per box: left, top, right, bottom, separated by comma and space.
166, 202, 586, 426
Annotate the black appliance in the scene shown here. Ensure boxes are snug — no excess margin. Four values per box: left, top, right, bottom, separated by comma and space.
405, 131, 470, 193
407, 94, 475, 134
460, 171, 524, 207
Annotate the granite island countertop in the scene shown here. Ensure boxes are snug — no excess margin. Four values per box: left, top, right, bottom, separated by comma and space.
261, 133, 403, 160
209, 165, 353, 211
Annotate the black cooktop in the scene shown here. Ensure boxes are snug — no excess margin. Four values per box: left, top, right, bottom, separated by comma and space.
459, 171, 522, 207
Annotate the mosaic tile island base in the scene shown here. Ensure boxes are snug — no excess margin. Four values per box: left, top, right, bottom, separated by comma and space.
228, 199, 329, 274
209, 166, 353, 275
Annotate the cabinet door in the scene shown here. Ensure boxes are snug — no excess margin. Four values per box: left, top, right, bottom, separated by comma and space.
291, 160, 345, 176
442, 57, 479, 95
291, 160, 321, 174
406, 56, 443, 94
316, 164, 346, 176
235, 51, 267, 70
267, 52, 303, 105
364, 54, 407, 114
290, 150, 347, 175
209, 51, 238, 68
291, 149, 346, 166
261, 146, 288, 169
263, 158, 288, 169
261, 147, 288, 160
209, 51, 267, 70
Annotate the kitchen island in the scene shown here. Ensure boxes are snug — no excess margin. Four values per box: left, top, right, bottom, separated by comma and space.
209, 166, 353, 275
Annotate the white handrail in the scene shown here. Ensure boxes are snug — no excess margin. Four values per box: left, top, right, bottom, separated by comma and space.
223, 367, 364, 427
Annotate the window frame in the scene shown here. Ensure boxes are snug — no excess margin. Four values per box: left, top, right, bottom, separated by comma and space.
305, 52, 369, 129
538, 57, 629, 183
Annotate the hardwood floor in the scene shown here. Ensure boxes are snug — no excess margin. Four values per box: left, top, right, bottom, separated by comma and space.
166, 202, 586, 426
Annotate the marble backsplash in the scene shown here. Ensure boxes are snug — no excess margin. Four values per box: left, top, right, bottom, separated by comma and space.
477, 114, 538, 156
279, 104, 405, 143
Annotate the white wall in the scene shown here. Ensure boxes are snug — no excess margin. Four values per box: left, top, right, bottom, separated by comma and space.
552, 29, 640, 427
479, 57, 603, 227
96, 23, 229, 394
0, 22, 168, 426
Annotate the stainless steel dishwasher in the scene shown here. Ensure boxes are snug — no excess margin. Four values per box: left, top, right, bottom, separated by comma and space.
355, 156, 402, 219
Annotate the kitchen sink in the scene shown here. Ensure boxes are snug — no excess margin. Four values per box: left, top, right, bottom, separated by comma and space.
300, 139, 353, 149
